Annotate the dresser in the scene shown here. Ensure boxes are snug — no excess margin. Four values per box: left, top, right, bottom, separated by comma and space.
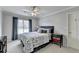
0, 36, 7, 53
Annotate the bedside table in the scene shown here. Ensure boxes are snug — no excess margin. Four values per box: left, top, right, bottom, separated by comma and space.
51, 34, 63, 48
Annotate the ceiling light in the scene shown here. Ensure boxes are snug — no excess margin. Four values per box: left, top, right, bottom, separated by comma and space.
31, 6, 40, 16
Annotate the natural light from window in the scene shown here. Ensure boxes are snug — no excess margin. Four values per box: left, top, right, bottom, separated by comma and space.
17, 19, 29, 34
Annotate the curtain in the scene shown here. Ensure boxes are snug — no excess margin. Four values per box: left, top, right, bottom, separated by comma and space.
12, 17, 18, 40
29, 19, 32, 32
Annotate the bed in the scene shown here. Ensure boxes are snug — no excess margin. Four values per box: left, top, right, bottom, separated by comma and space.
18, 26, 54, 53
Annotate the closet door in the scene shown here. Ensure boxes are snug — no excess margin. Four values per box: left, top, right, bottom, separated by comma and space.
68, 14, 79, 49
76, 15, 79, 40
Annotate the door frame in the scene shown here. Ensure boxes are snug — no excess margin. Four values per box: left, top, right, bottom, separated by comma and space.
67, 13, 78, 49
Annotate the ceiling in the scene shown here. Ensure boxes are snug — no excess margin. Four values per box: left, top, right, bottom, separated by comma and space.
0, 6, 76, 17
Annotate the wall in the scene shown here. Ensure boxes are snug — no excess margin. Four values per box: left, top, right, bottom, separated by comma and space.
39, 12, 68, 47
2, 11, 39, 42
2, 13, 13, 42
0, 8, 2, 36
39, 7, 79, 49
32, 18, 39, 31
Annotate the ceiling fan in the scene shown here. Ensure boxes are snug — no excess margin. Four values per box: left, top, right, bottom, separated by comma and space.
22, 6, 40, 16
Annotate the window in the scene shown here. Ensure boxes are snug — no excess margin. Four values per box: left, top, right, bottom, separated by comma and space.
24, 20, 29, 33
17, 19, 29, 34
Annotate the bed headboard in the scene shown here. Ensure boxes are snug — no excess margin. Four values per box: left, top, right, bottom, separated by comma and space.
40, 26, 54, 33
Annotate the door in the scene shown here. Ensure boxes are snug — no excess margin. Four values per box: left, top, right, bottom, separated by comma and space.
68, 14, 79, 49
76, 15, 79, 41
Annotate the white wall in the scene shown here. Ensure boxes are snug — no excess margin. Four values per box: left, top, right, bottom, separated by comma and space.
2, 14, 13, 42
32, 18, 39, 31
39, 12, 68, 47
0, 8, 2, 36
39, 8, 79, 49
2, 11, 38, 42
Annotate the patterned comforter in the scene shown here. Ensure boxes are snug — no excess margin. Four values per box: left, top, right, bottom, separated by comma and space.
18, 32, 51, 53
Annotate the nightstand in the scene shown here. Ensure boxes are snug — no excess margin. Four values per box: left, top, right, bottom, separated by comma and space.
51, 34, 63, 48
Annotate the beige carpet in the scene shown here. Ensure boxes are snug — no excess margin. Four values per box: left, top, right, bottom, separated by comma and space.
36, 44, 79, 53
7, 40, 79, 53
7, 40, 24, 53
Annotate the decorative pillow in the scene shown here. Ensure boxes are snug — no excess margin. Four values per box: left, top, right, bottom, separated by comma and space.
41, 28, 50, 33
37, 28, 50, 33
41, 30, 47, 33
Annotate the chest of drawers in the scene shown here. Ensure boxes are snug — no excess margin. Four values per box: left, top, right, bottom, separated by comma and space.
0, 36, 7, 53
